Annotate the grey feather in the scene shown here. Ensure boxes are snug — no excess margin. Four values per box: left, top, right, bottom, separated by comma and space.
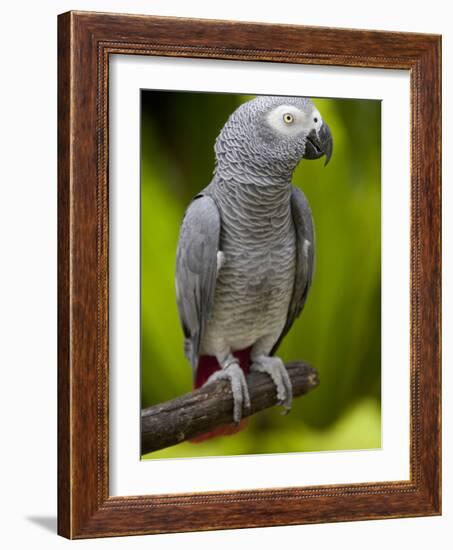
271, 185, 315, 355
175, 193, 220, 374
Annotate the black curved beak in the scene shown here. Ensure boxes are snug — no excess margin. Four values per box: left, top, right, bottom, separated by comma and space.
305, 122, 333, 166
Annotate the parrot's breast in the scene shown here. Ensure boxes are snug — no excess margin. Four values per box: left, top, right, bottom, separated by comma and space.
200, 180, 296, 355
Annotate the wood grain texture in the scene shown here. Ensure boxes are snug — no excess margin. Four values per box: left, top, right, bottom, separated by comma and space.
57, 11, 71, 537
141, 362, 319, 454
57, 10, 442, 539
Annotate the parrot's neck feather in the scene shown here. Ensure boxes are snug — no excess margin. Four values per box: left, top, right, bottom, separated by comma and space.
211, 176, 292, 219
214, 162, 294, 186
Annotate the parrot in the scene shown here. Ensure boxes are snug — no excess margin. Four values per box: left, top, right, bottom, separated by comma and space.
175, 95, 332, 440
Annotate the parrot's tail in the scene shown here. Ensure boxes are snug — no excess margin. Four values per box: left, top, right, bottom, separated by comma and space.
189, 347, 252, 443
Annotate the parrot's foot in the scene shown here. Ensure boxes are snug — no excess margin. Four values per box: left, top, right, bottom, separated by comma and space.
250, 356, 293, 414
205, 359, 251, 424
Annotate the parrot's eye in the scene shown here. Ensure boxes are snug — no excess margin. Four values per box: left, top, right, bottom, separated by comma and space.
313, 117, 318, 123
283, 113, 294, 124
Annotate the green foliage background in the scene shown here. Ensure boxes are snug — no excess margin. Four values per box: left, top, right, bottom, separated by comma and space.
141, 91, 381, 459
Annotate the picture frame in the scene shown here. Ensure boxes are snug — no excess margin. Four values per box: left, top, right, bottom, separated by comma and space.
57, 10, 441, 538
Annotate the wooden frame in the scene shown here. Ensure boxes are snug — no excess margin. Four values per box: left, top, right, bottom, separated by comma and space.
58, 10, 441, 539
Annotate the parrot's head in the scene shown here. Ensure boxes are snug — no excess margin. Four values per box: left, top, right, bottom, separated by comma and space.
214, 95, 333, 182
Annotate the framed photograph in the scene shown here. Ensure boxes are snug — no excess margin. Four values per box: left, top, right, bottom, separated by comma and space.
58, 11, 441, 538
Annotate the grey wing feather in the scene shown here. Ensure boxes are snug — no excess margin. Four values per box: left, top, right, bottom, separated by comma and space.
271, 185, 315, 355
175, 193, 221, 375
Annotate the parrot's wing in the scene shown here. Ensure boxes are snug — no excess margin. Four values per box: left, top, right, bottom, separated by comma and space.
175, 193, 221, 373
271, 185, 315, 355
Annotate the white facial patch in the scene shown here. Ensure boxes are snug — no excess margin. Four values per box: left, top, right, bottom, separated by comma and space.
312, 107, 323, 132
266, 104, 321, 137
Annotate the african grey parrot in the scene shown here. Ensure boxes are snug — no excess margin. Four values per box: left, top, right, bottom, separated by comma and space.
175, 95, 332, 439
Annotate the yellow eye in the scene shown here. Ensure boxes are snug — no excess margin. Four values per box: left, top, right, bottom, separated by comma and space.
283, 113, 294, 124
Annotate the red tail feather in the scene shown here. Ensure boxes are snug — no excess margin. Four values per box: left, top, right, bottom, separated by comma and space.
190, 347, 252, 443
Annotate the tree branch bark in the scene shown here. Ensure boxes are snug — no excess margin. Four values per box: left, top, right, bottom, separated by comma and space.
141, 361, 319, 455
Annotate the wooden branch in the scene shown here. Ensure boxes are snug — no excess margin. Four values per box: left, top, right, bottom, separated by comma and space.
141, 361, 319, 454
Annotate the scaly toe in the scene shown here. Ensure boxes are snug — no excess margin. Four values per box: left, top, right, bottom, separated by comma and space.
251, 356, 293, 414
280, 367, 293, 413
205, 362, 250, 424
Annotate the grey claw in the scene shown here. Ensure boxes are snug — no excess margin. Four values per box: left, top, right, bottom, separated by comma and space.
242, 373, 251, 411
280, 365, 293, 413
250, 356, 293, 414
205, 361, 250, 423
